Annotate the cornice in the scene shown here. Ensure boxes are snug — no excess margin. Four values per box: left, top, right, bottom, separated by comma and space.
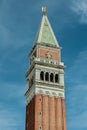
25, 84, 65, 105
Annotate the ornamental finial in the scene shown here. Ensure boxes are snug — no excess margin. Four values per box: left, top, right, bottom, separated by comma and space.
42, 6, 46, 14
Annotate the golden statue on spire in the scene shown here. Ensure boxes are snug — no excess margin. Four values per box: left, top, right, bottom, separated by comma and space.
42, 6, 46, 14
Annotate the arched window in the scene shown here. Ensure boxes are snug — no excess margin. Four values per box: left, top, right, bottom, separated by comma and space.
55, 74, 59, 83
45, 72, 49, 81
40, 71, 44, 80
50, 73, 54, 82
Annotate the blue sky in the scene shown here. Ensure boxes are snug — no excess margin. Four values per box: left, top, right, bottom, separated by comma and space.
0, 0, 87, 130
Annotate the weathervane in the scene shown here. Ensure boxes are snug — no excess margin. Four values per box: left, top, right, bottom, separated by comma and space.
42, 6, 46, 14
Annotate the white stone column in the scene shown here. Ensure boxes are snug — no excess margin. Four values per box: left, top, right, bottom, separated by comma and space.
59, 74, 64, 86
35, 69, 40, 81
26, 79, 29, 90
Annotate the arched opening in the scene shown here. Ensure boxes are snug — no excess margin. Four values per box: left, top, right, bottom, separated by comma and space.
40, 71, 44, 80
50, 73, 54, 82
55, 74, 59, 83
45, 72, 49, 81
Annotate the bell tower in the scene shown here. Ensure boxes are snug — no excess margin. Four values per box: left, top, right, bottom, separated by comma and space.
25, 7, 66, 130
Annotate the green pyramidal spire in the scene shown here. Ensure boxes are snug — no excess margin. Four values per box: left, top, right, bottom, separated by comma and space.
34, 7, 59, 47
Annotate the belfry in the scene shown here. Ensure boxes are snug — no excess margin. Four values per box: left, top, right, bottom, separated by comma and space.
25, 7, 66, 130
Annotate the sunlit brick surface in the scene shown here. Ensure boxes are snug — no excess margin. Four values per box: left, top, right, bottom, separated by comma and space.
26, 95, 66, 130
38, 48, 60, 61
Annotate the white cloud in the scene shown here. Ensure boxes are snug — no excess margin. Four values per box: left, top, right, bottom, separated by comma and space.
0, 107, 24, 130
0, 23, 32, 48
66, 50, 87, 129
66, 50, 87, 84
71, 0, 87, 23
0, 82, 25, 100
0, 82, 25, 130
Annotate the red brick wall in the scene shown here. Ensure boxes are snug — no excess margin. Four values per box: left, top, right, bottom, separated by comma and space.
35, 95, 42, 130
42, 96, 49, 130
38, 48, 60, 61
25, 95, 66, 130
26, 97, 35, 130
49, 97, 56, 130
57, 98, 62, 130
61, 98, 66, 130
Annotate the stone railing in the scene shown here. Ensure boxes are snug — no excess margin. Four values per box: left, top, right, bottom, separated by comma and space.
31, 57, 64, 67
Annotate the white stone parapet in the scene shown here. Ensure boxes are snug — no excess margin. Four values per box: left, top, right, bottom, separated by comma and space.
31, 57, 64, 67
